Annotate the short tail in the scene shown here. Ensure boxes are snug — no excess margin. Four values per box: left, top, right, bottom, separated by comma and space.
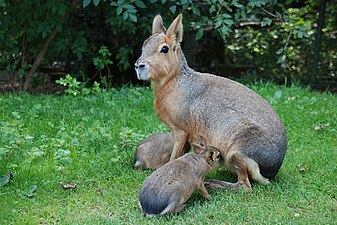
134, 160, 144, 170
139, 188, 169, 216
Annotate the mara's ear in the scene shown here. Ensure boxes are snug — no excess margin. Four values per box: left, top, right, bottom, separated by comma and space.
205, 148, 220, 163
166, 14, 183, 43
191, 142, 205, 154
152, 15, 166, 35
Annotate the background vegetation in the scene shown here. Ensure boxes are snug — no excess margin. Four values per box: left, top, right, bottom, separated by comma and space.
0, 84, 336, 224
0, 0, 336, 92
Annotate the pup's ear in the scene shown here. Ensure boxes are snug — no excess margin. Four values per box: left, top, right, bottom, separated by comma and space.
191, 142, 205, 154
205, 147, 220, 164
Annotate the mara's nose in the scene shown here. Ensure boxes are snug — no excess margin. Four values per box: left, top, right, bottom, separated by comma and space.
135, 63, 146, 69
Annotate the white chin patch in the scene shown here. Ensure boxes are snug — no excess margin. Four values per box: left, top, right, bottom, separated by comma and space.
135, 69, 150, 80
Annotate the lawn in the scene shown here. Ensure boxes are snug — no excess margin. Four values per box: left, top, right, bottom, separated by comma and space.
0, 83, 336, 224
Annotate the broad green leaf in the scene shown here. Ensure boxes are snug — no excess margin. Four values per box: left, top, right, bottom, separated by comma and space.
0, 0, 6, 7
261, 17, 272, 27
116, 6, 123, 15
222, 13, 231, 19
42, 31, 47, 39
57, 4, 67, 17
224, 19, 234, 26
277, 55, 286, 64
169, 5, 176, 14
234, 11, 241, 20
209, 5, 216, 13
123, 4, 136, 13
123, 11, 129, 20
232, 0, 244, 8
83, 0, 91, 8
248, 0, 266, 7
135, 0, 146, 8
93, 0, 100, 6
276, 48, 284, 55
129, 13, 137, 23
221, 26, 229, 35
192, 4, 200, 16
181, 0, 189, 5
195, 28, 204, 40
215, 20, 222, 29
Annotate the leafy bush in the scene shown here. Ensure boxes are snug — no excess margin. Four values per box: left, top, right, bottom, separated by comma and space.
0, 0, 336, 91
56, 74, 102, 96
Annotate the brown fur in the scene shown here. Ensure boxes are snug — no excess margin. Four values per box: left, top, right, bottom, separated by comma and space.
134, 132, 190, 170
139, 144, 220, 216
135, 14, 287, 191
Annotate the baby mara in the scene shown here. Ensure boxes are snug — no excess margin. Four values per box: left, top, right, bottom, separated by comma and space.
134, 132, 191, 170
139, 143, 220, 216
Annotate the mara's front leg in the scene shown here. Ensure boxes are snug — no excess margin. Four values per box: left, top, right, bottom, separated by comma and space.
170, 129, 188, 161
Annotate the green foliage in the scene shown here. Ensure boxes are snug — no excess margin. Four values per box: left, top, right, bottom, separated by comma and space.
93, 46, 113, 70
0, 84, 336, 223
92, 46, 114, 88
0, 0, 335, 91
55, 74, 81, 96
55, 74, 102, 96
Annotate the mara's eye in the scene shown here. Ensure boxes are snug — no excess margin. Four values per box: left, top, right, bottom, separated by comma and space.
160, 45, 169, 54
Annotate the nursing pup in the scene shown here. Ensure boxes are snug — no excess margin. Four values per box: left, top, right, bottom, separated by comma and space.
134, 132, 190, 170
139, 144, 220, 216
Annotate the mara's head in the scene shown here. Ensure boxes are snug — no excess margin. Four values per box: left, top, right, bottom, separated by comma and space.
135, 14, 183, 82
192, 143, 221, 169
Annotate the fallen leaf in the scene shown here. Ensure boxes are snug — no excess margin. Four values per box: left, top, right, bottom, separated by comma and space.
314, 123, 330, 131
60, 183, 78, 190
274, 90, 283, 99
0, 171, 13, 187
22, 185, 38, 198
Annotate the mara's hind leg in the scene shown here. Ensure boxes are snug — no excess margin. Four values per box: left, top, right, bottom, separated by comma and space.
245, 157, 270, 185
205, 153, 270, 192
206, 153, 254, 192
230, 153, 252, 192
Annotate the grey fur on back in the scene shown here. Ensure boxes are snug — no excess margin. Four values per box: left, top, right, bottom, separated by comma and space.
139, 153, 212, 215
172, 50, 286, 178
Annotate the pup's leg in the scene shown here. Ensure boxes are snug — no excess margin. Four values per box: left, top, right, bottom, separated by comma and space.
205, 179, 241, 190
197, 180, 211, 200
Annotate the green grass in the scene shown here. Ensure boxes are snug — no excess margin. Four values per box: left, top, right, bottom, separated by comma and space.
0, 83, 336, 224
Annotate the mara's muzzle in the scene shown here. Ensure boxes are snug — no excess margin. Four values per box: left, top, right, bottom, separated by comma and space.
135, 62, 150, 80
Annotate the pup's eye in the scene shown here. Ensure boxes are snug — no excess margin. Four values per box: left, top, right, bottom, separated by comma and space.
160, 45, 169, 54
